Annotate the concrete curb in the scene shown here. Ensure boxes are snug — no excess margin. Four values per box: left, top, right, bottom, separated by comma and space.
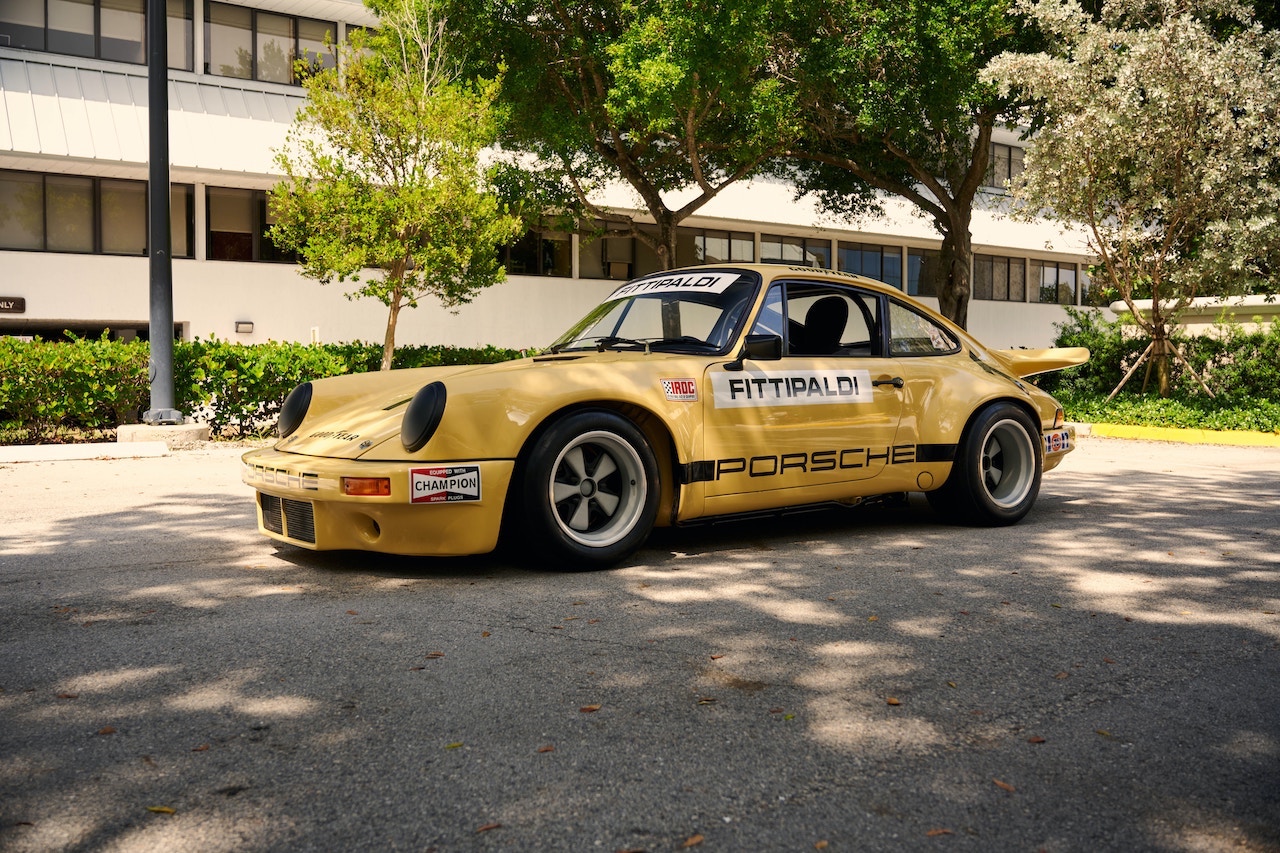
1085, 422, 1280, 447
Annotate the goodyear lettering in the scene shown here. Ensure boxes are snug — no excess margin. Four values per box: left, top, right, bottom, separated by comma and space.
308, 430, 361, 442
713, 370, 872, 408
713, 445, 918, 481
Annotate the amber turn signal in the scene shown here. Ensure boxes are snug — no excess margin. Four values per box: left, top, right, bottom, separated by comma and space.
341, 477, 391, 496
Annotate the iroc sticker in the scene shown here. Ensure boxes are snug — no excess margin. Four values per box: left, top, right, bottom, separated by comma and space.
410, 465, 481, 504
661, 378, 698, 402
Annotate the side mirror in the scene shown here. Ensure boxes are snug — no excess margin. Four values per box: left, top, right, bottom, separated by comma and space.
725, 334, 783, 371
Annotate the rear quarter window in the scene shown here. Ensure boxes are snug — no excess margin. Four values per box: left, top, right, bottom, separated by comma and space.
888, 300, 959, 356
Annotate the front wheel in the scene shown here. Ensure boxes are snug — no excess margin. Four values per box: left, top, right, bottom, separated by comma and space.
522, 411, 660, 568
927, 403, 1042, 525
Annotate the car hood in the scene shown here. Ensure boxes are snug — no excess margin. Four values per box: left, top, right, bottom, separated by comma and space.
272, 351, 698, 461
273, 362, 494, 459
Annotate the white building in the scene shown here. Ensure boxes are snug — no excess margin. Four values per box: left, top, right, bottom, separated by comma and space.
0, 0, 1094, 351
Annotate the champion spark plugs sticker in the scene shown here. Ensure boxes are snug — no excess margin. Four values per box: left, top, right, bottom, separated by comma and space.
410, 466, 481, 504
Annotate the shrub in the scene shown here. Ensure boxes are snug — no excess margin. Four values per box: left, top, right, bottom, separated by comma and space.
0, 334, 150, 442
1, 337, 525, 442
1034, 309, 1280, 432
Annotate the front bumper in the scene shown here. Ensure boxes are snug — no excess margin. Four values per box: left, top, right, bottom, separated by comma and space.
242, 448, 515, 556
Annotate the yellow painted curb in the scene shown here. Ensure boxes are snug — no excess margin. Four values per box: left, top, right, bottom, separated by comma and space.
1087, 423, 1280, 447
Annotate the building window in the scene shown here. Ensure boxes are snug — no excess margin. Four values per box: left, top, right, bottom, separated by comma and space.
762, 234, 830, 268
906, 247, 942, 297
100, 178, 146, 254
581, 230, 632, 280
0, 0, 192, 69
207, 186, 295, 262
205, 1, 335, 84
0, 169, 194, 256
502, 228, 571, 277
676, 228, 754, 266
973, 254, 1026, 302
837, 241, 902, 290
167, 0, 193, 71
0, 0, 47, 50
985, 143, 1025, 191
1031, 259, 1077, 305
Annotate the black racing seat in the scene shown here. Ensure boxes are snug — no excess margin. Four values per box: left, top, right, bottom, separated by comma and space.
800, 296, 848, 355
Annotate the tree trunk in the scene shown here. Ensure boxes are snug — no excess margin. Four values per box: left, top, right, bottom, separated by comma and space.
382, 284, 403, 372
935, 220, 973, 330
1153, 335, 1171, 398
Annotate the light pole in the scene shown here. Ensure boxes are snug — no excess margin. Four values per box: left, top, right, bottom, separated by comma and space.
143, 0, 182, 425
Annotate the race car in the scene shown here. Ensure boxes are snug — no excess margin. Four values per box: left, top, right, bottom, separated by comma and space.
242, 264, 1088, 567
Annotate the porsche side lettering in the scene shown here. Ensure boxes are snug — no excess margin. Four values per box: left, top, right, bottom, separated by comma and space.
712, 370, 873, 408
713, 444, 917, 480
410, 466, 482, 504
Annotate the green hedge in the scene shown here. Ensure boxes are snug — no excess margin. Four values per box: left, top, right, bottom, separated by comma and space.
1, 337, 525, 442
1034, 308, 1280, 432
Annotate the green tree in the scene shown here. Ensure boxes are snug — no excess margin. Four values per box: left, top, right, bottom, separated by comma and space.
985, 0, 1280, 395
444, 0, 795, 269
270, 0, 521, 371
777, 0, 1040, 328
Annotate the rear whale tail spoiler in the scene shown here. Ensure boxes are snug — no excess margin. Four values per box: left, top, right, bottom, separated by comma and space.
991, 347, 1090, 379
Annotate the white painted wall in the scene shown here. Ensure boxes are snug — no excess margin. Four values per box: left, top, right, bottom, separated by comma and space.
1, 248, 1095, 350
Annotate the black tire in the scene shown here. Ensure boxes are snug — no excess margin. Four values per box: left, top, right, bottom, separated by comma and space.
927, 403, 1042, 525
522, 410, 660, 568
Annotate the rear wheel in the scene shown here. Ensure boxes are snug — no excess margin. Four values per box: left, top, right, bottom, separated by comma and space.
927, 403, 1042, 525
522, 411, 659, 568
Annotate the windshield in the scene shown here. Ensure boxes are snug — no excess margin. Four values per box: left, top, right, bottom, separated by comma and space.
549, 270, 761, 354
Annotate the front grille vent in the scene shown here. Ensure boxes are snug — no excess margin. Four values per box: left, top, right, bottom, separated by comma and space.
259, 493, 317, 544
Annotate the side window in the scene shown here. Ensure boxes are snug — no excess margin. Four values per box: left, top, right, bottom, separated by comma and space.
888, 300, 959, 356
747, 284, 786, 338
782, 284, 880, 357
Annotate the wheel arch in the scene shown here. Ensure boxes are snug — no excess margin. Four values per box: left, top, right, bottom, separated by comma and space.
502, 400, 682, 536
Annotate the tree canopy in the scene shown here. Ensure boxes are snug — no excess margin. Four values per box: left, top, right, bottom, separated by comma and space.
776, 0, 1043, 328
985, 0, 1280, 394
270, 0, 521, 370
443, 0, 797, 270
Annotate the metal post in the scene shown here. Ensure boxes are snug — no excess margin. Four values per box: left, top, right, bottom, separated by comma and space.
143, 0, 182, 425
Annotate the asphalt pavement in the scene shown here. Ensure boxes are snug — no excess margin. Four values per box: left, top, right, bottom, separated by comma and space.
1, 437, 1277, 852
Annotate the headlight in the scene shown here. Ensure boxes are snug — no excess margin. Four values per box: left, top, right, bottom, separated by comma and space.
401, 381, 447, 452
278, 382, 313, 438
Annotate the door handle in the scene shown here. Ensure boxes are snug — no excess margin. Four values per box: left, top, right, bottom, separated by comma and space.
872, 377, 904, 389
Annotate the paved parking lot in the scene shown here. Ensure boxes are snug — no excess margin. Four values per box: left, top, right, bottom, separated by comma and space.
1, 437, 1277, 851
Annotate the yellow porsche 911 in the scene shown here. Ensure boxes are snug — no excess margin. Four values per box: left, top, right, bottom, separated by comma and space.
243, 264, 1088, 567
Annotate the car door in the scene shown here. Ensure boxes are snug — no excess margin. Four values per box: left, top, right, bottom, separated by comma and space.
701, 280, 907, 503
